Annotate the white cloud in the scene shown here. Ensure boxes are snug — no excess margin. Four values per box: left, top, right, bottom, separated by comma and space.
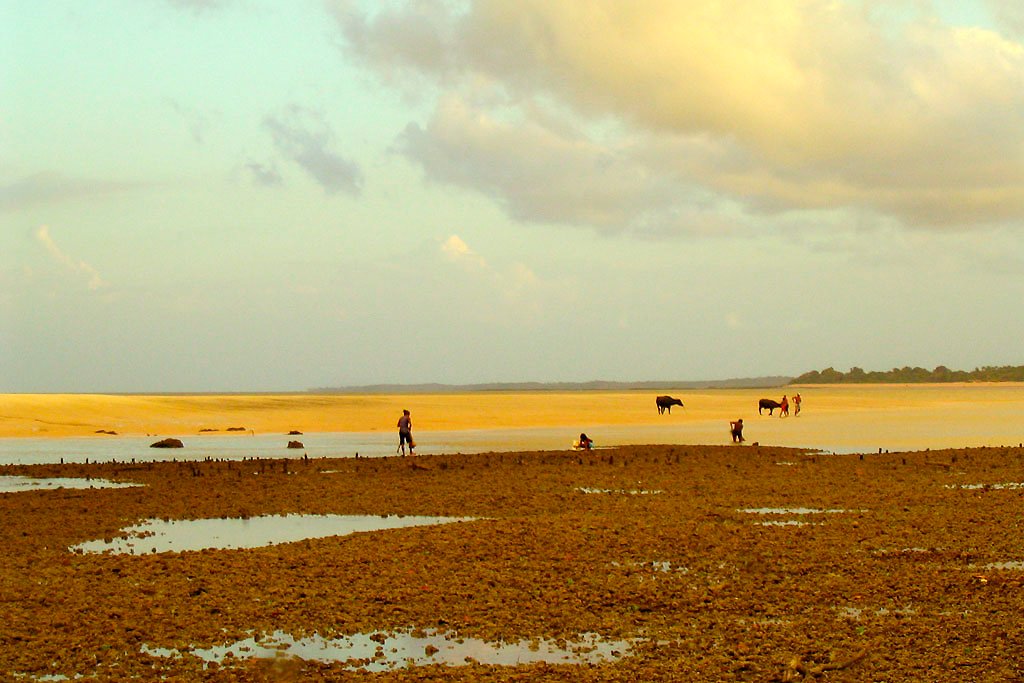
245, 161, 284, 188
335, 1, 1024, 232
164, 0, 229, 12
440, 234, 487, 268
986, 0, 1024, 38
435, 234, 567, 323
401, 96, 703, 234
1, 173, 131, 213
35, 225, 107, 290
263, 107, 363, 196
167, 100, 214, 144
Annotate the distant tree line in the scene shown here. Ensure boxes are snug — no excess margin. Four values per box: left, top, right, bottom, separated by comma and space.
792, 365, 1024, 384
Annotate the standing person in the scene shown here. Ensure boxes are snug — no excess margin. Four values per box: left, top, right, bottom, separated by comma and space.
780, 395, 789, 417
730, 419, 745, 443
397, 409, 414, 456
793, 393, 802, 416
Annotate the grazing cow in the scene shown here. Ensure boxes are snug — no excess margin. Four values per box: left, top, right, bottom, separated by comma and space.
656, 395, 684, 414
758, 398, 782, 415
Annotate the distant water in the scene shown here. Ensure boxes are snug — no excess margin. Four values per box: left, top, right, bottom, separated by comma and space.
0, 428, 577, 466
0, 425, 864, 466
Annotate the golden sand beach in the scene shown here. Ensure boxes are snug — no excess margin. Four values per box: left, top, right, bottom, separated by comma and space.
3, 383, 1024, 452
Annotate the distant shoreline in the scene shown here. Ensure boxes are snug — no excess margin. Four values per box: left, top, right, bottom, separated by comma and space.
9, 377, 1024, 398
310, 377, 794, 394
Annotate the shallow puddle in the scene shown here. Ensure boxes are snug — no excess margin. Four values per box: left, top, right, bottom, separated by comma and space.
71, 514, 475, 555
739, 507, 862, 527
980, 561, 1024, 570
142, 628, 631, 670
739, 507, 852, 515
946, 482, 1024, 490
610, 560, 688, 573
577, 487, 663, 495
0, 476, 138, 493
836, 606, 917, 620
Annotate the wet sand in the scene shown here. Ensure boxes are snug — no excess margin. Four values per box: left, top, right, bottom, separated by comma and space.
4, 384, 1024, 453
3, 443, 1024, 680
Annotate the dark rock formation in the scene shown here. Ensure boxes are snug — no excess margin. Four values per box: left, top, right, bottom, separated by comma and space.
150, 438, 184, 448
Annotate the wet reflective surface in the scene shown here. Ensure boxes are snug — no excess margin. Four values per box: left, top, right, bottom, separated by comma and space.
739, 507, 853, 515
142, 628, 632, 670
0, 476, 138, 493
739, 507, 863, 527
981, 561, 1024, 570
577, 487, 663, 495
0, 423, 871, 467
71, 514, 475, 555
946, 482, 1024, 490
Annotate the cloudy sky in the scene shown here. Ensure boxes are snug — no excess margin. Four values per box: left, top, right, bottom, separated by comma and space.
4, 0, 1024, 393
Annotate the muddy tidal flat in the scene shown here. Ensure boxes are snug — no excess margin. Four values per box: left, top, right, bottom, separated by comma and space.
3, 444, 1024, 681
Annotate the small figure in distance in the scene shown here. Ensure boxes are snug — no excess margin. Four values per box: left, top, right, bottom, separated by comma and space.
577, 433, 594, 450
779, 395, 789, 418
397, 409, 414, 456
730, 419, 745, 443
793, 393, 802, 416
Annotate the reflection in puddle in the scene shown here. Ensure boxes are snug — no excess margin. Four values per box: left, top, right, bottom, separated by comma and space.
610, 560, 689, 574
142, 628, 631, 670
872, 547, 936, 557
981, 561, 1024, 570
71, 514, 474, 555
0, 476, 138, 493
739, 508, 862, 528
946, 482, 1024, 490
837, 606, 917, 619
577, 487, 663, 495
650, 560, 687, 573
740, 508, 852, 515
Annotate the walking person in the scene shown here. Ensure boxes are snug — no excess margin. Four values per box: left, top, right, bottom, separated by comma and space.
730, 418, 745, 443
779, 395, 789, 417
793, 393, 802, 416
397, 409, 414, 456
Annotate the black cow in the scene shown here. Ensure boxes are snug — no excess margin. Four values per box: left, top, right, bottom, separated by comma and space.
758, 398, 782, 415
656, 395, 684, 414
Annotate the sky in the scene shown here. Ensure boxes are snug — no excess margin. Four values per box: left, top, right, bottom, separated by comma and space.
3, 0, 1024, 393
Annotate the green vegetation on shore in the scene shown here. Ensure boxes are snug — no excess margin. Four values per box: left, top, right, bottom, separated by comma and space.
792, 365, 1024, 384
